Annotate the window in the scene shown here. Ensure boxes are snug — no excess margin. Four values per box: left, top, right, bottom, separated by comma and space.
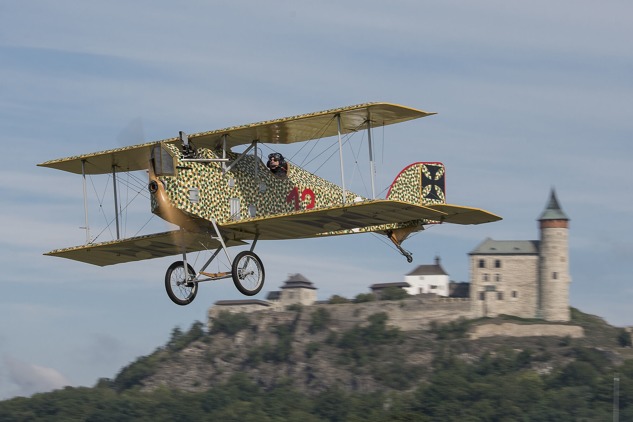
497, 292, 504, 300
552, 272, 558, 280
479, 292, 485, 300
230, 198, 241, 220
483, 273, 489, 282
478, 259, 485, 268
495, 259, 501, 268
430, 285, 438, 290
495, 274, 501, 282
151, 144, 175, 176
512, 291, 518, 298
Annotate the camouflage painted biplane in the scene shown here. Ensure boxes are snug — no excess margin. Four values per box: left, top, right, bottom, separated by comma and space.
39, 102, 501, 305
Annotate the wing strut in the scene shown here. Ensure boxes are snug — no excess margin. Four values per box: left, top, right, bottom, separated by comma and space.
336, 114, 346, 204
112, 165, 120, 239
81, 159, 91, 244
367, 115, 376, 199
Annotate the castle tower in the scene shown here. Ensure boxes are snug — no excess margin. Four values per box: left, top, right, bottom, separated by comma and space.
538, 189, 571, 321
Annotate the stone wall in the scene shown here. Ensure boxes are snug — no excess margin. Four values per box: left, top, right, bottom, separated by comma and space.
469, 322, 584, 340
209, 296, 474, 331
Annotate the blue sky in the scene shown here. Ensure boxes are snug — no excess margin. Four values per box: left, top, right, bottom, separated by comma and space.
1, 0, 632, 399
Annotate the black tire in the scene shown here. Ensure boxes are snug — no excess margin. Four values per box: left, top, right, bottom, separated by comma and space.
231, 251, 265, 296
165, 261, 198, 306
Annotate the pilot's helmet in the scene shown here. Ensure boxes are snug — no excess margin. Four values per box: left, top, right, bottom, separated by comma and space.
268, 153, 284, 162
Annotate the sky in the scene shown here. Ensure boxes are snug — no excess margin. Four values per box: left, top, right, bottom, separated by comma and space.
1, 0, 632, 400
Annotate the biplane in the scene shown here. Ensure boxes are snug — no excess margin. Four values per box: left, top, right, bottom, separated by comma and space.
38, 102, 501, 305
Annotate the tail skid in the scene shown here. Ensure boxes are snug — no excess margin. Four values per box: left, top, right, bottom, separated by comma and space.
387, 229, 414, 263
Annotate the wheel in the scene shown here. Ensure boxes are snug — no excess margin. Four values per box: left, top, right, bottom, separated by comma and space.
165, 261, 198, 306
231, 251, 265, 296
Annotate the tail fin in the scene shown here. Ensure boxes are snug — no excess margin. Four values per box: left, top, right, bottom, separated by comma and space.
386, 162, 446, 205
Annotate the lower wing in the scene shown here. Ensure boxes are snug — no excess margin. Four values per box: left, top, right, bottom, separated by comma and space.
221, 200, 500, 240
44, 231, 247, 266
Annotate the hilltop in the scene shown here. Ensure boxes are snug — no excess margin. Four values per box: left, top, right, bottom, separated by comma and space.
1, 302, 632, 421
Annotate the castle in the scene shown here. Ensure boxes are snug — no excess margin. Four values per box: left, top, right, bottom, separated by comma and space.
210, 189, 572, 324
469, 189, 571, 322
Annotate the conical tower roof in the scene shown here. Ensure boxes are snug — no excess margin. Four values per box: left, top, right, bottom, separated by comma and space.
538, 188, 569, 221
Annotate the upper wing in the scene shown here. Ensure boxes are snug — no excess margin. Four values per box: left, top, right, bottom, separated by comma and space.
37, 102, 434, 175
44, 230, 247, 266
220, 200, 449, 240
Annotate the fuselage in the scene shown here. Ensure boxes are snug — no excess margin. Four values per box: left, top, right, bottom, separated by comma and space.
149, 143, 363, 231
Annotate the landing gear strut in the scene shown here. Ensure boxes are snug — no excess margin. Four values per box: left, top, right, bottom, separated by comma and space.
164, 222, 265, 305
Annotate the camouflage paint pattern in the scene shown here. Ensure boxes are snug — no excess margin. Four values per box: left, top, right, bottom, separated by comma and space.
152, 143, 446, 237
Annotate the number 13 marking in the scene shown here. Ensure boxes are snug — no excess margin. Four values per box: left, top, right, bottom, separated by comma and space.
286, 187, 316, 210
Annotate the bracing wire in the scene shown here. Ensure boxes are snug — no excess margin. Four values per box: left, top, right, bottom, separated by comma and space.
86, 170, 156, 243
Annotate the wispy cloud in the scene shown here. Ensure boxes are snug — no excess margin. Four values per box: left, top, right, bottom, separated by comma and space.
1, 355, 70, 399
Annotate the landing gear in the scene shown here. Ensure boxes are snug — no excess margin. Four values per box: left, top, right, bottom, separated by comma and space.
164, 249, 265, 305
165, 261, 198, 306
164, 222, 266, 305
232, 251, 265, 296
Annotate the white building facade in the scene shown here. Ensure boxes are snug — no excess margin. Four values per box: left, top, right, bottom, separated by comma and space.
404, 256, 450, 297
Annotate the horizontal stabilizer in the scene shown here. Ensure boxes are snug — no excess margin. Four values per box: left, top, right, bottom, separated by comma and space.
45, 231, 246, 266
426, 204, 502, 224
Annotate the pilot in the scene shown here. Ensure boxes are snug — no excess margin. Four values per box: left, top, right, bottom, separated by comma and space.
266, 152, 288, 177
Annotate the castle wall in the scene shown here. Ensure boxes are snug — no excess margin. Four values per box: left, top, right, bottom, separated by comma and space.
209, 297, 473, 332
320, 298, 473, 331
470, 254, 539, 319
469, 323, 583, 340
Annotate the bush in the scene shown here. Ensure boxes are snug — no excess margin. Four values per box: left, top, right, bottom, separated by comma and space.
379, 286, 410, 301
328, 295, 350, 304
168, 321, 206, 352
429, 318, 469, 340
617, 329, 632, 347
210, 311, 251, 336
354, 293, 376, 303
308, 308, 331, 334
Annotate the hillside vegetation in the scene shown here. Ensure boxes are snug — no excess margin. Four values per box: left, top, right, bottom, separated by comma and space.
0, 306, 632, 421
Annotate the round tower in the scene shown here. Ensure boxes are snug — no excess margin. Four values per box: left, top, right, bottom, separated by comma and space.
538, 189, 571, 321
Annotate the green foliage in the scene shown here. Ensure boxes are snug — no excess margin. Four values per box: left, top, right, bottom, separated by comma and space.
328, 294, 350, 304
304, 341, 321, 358
112, 352, 164, 392
245, 318, 298, 365
2, 357, 633, 421
168, 321, 206, 352
4, 307, 633, 421
337, 312, 402, 365
286, 303, 303, 312
429, 317, 470, 340
618, 328, 632, 347
372, 360, 425, 390
210, 311, 251, 336
559, 335, 572, 346
354, 293, 376, 303
308, 307, 331, 334
378, 286, 410, 301
570, 346, 610, 370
